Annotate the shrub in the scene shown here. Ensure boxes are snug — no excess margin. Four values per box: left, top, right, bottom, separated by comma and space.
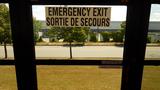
49, 38, 56, 42
37, 36, 43, 42
71, 30, 87, 42
156, 40, 160, 43
101, 32, 110, 42
89, 33, 97, 42
111, 32, 123, 42
147, 36, 151, 43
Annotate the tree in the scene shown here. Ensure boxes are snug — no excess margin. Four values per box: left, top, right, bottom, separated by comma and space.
47, 27, 89, 43
46, 27, 89, 59
67, 27, 88, 43
33, 18, 42, 42
0, 4, 11, 58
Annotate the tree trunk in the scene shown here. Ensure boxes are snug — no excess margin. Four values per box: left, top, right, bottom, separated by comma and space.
4, 42, 8, 59
69, 41, 72, 59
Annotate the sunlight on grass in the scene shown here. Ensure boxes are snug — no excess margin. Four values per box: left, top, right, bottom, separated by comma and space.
37, 66, 122, 90
142, 66, 160, 90
0, 66, 17, 90
0, 66, 160, 90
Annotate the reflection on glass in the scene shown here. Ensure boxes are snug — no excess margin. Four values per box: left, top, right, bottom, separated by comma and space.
145, 4, 160, 60
37, 66, 122, 90
141, 66, 160, 90
0, 66, 17, 90
0, 3, 14, 59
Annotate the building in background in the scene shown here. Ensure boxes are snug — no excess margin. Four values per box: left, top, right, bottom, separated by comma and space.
148, 22, 160, 42
38, 21, 160, 43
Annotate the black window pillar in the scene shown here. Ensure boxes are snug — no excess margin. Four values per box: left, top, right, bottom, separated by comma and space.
121, 0, 151, 90
9, 1, 37, 90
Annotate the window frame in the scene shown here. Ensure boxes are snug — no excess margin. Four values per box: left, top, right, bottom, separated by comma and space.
0, 0, 160, 90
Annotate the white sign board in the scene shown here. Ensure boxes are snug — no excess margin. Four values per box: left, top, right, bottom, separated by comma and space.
45, 7, 111, 27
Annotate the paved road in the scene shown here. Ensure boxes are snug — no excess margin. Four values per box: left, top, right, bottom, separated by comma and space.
0, 46, 160, 59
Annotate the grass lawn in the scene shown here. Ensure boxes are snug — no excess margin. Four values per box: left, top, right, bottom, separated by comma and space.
37, 66, 121, 90
141, 66, 160, 90
0, 66, 160, 90
0, 66, 17, 90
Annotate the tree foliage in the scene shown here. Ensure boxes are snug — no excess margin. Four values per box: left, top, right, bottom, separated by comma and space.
46, 27, 89, 43
70, 27, 88, 42
111, 32, 124, 42
46, 27, 89, 59
0, 4, 11, 44
33, 18, 42, 42
0, 4, 11, 58
89, 33, 97, 42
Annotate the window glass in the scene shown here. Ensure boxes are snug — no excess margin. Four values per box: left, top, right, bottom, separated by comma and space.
32, 5, 127, 60
0, 66, 17, 90
0, 3, 14, 60
141, 66, 160, 90
145, 4, 160, 60
37, 65, 122, 90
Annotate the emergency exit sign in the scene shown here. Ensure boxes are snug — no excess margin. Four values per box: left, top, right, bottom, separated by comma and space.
45, 7, 111, 27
